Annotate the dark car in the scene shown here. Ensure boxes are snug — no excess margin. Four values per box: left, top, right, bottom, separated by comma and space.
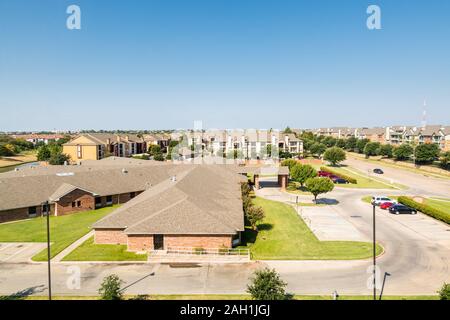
332, 177, 349, 184
388, 204, 417, 215
373, 168, 384, 174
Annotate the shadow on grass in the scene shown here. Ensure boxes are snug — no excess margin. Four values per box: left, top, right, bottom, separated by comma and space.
0, 285, 46, 300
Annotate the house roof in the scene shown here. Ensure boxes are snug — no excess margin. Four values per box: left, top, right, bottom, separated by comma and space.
49, 183, 97, 202
92, 165, 245, 235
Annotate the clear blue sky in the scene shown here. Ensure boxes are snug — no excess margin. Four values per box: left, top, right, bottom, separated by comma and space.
1, 0, 449, 131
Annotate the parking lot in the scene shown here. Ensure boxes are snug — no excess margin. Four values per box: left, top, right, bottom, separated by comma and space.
0, 243, 47, 263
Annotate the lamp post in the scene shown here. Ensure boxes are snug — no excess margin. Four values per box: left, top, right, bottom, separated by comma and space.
44, 201, 52, 300
372, 203, 376, 300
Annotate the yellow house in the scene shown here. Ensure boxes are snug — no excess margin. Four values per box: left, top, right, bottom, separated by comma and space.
63, 135, 105, 163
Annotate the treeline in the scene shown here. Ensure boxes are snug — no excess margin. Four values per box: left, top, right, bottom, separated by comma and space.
0, 135, 35, 157
299, 132, 450, 169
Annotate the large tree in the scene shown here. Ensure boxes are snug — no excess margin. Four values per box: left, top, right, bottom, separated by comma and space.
440, 151, 450, 170
393, 143, 413, 161
379, 144, 394, 158
247, 268, 291, 300
290, 164, 317, 187
414, 143, 440, 164
345, 137, 358, 151
281, 159, 298, 170
323, 147, 346, 166
309, 143, 326, 158
363, 142, 381, 158
305, 177, 335, 202
356, 139, 370, 154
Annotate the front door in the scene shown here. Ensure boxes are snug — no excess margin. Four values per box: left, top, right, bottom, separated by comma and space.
153, 234, 164, 250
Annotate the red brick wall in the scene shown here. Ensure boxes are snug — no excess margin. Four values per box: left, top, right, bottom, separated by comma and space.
94, 229, 127, 245
55, 189, 95, 216
164, 235, 233, 249
0, 204, 55, 224
127, 235, 153, 251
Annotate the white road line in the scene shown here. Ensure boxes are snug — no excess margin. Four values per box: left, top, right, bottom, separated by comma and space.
2, 243, 33, 262
0, 243, 15, 252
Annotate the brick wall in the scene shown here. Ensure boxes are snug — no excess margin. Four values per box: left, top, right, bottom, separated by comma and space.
127, 235, 153, 251
0, 204, 55, 224
55, 189, 95, 216
94, 229, 127, 245
164, 235, 233, 249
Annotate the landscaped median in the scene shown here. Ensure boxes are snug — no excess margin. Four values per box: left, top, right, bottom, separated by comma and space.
239, 197, 383, 260
0, 205, 119, 261
397, 196, 450, 224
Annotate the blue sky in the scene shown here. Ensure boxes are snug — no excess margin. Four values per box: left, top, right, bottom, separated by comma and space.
0, 0, 449, 131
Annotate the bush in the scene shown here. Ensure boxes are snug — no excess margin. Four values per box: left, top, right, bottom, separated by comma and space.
246, 206, 265, 230
320, 167, 357, 184
397, 196, 450, 224
194, 247, 206, 255
98, 274, 123, 300
438, 283, 450, 300
290, 164, 317, 186
281, 159, 298, 170
247, 268, 291, 300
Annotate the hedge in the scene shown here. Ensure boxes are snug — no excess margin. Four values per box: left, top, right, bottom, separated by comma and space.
398, 196, 450, 224
319, 167, 358, 184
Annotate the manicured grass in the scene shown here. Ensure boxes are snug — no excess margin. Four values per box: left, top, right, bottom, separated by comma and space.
63, 236, 147, 261
424, 198, 450, 215
286, 181, 313, 195
0, 150, 37, 170
240, 197, 383, 260
14, 294, 439, 300
0, 206, 118, 261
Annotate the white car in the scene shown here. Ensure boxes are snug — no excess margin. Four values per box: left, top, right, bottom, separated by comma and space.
371, 196, 395, 206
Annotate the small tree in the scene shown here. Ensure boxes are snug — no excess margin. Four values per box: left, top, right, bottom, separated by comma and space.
48, 152, 70, 165
379, 144, 394, 158
309, 143, 326, 158
345, 137, 358, 151
414, 143, 440, 164
323, 147, 346, 166
148, 144, 161, 156
336, 139, 347, 149
36, 145, 51, 161
363, 142, 381, 158
246, 206, 265, 230
290, 164, 317, 187
247, 268, 291, 300
305, 177, 335, 202
242, 195, 253, 214
393, 144, 413, 161
98, 274, 124, 300
438, 283, 450, 300
356, 139, 370, 154
440, 151, 450, 169
281, 159, 297, 170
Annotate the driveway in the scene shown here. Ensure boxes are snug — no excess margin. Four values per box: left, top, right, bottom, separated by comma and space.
0, 243, 46, 263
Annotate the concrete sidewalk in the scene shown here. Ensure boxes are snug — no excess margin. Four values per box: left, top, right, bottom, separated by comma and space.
52, 231, 94, 262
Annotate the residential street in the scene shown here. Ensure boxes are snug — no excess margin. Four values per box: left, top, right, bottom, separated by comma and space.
1, 161, 450, 298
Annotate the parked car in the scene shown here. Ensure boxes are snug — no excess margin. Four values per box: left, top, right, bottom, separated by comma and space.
318, 171, 332, 177
380, 202, 395, 210
371, 196, 394, 206
373, 168, 384, 174
332, 177, 349, 184
389, 204, 417, 215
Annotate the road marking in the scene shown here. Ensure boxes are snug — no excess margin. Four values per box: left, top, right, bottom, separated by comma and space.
2, 243, 33, 262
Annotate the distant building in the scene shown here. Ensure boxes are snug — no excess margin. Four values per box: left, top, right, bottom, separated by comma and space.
11, 134, 65, 145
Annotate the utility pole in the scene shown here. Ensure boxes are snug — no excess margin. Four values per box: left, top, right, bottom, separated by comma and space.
45, 201, 52, 300
373, 203, 376, 300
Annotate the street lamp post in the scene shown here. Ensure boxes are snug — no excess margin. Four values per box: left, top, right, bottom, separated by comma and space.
372, 203, 376, 300
44, 201, 52, 300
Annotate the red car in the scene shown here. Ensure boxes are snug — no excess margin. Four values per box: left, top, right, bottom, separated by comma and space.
380, 202, 395, 210
318, 171, 332, 177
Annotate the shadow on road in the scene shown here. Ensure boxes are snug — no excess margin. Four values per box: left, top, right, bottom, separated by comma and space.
0, 285, 46, 300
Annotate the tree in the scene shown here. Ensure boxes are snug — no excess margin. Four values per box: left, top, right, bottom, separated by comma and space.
438, 283, 450, 300
379, 144, 394, 158
246, 206, 265, 230
322, 136, 337, 148
356, 139, 370, 154
279, 151, 292, 159
290, 164, 317, 187
280, 159, 298, 170
48, 152, 70, 165
0, 144, 15, 156
98, 274, 124, 300
336, 139, 347, 149
440, 151, 450, 170
36, 145, 52, 161
305, 177, 335, 202
323, 147, 346, 166
283, 126, 293, 134
345, 137, 358, 151
309, 143, 326, 158
148, 144, 161, 156
393, 144, 413, 161
247, 268, 291, 300
414, 143, 440, 164
363, 142, 381, 158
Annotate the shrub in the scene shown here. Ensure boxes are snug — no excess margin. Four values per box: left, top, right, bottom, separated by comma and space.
291, 164, 317, 186
246, 206, 265, 230
98, 274, 123, 300
281, 159, 298, 170
320, 167, 357, 184
438, 283, 450, 300
397, 196, 450, 224
194, 247, 206, 255
247, 268, 292, 300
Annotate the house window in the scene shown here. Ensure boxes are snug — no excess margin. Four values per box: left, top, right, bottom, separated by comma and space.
28, 206, 37, 217
42, 203, 50, 216
72, 202, 76, 207
77, 200, 81, 207
95, 197, 102, 208
106, 195, 113, 205
77, 145, 82, 158
130, 192, 136, 199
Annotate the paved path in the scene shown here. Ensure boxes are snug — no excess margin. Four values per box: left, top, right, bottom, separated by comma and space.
52, 231, 94, 262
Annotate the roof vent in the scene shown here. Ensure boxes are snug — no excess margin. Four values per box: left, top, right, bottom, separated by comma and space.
170, 175, 177, 182
56, 172, 74, 177
122, 168, 128, 174
14, 168, 19, 172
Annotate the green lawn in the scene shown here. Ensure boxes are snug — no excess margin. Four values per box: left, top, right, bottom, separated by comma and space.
0, 206, 118, 261
423, 198, 450, 215
361, 195, 399, 204
240, 197, 383, 260
63, 236, 147, 261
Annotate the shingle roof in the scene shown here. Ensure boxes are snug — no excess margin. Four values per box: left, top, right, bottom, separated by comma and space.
49, 183, 97, 202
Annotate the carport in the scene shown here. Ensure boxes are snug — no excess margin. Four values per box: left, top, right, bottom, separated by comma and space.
237, 166, 289, 190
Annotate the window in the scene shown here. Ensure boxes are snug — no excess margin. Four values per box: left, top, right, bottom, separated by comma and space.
77, 200, 81, 207
95, 197, 102, 208
72, 202, 76, 207
130, 192, 136, 199
106, 195, 113, 205
77, 145, 82, 158
28, 206, 37, 217
42, 203, 50, 216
